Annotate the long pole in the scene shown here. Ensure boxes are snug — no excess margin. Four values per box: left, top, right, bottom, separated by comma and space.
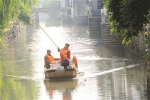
37, 23, 58, 48
37, 23, 70, 60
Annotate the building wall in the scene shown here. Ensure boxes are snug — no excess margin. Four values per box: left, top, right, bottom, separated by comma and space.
89, 0, 101, 15
75, 16, 88, 25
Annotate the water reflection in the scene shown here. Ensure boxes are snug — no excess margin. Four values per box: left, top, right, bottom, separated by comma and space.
0, 22, 147, 100
44, 16, 61, 27
44, 79, 78, 100
0, 76, 36, 100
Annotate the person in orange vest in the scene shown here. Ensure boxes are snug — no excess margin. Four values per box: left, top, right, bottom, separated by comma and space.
58, 43, 71, 69
73, 56, 78, 68
44, 49, 60, 69
68, 56, 79, 71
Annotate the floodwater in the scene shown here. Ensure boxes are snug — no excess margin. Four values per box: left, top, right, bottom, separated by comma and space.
0, 20, 147, 100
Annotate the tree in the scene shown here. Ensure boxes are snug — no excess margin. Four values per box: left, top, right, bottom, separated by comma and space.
0, 0, 38, 33
105, 0, 150, 44
42, 0, 60, 8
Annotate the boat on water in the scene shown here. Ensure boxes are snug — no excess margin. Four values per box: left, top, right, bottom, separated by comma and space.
44, 63, 77, 79
45, 68, 77, 79
38, 24, 81, 79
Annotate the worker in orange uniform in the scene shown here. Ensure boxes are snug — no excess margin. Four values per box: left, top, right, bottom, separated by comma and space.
44, 49, 60, 69
58, 43, 71, 69
73, 56, 78, 68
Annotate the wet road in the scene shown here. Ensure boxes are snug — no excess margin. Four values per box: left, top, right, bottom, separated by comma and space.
0, 22, 147, 100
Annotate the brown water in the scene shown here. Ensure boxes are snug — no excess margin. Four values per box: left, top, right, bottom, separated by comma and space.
0, 22, 147, 100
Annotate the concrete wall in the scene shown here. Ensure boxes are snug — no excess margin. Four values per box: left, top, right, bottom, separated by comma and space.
89, 0, 101, 15
61, 16, 88, 25
75, 16, 88, 25
2, 23, 25, 43
101, 7, 107, 24
61, 16, 72, 24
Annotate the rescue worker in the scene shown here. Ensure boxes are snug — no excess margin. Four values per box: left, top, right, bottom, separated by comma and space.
73, 56, 78, 68
58, 43, 71, 69
44, 49, 59, 69
69, 56, 78, 71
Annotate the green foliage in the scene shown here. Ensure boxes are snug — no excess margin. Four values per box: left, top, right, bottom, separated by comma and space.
144, 31, 150, 43
105, 0, 150, 44
18, 3, 32, 24
0, 37, 5, 52
0, 0, 38, 33
144, 50, 150, 62
43, 0, 60, 8
0, 0, 10, 32
0, 60, 3, 73
9, 0, 21, 20
0, 0, 38, 42
18, 0, 38, 24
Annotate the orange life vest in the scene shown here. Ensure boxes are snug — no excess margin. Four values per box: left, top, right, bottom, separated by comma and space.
73, 56, 78, 68
60, 48, 70, 60
44, 54, 55, 65
49, 55, 55, 63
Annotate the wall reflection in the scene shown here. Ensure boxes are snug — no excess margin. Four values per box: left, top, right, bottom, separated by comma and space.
96, 64, 146, 100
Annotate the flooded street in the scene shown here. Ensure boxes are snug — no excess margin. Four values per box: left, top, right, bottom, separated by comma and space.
0, 21, 147, 100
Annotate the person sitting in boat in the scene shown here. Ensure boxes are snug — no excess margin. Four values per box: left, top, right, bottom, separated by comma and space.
58, 43, 71, 69
44, 49, 60, 69
69, 56, 78, 71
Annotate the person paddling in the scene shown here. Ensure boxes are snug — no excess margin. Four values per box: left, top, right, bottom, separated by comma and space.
58, 43, 71, 69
